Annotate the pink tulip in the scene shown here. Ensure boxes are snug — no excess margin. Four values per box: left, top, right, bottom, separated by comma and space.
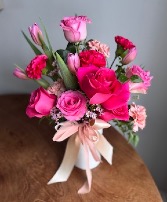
122, 47, 137, 65
13, 67, 29, 80
28, 23, 43, 46
67, 53, 80, 74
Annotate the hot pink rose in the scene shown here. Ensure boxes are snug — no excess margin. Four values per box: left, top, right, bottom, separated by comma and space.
26, 87, 56, 118
26, 55, 48, 79
60, 16, 91, 43
126, 65, 153, 94
56, 90, 87, 121
77, 65, 130, 121
129, 103, 147, 132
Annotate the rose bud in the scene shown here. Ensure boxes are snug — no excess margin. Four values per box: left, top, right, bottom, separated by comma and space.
67, 53, 80, 74
122, 47, 137, 65
13, 67, 29, 80
28, 23, 43, 46
60, 16, 91, 43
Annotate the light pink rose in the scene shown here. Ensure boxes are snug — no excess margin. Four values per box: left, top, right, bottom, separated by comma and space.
77, 65, 130, 121
47, 79, 65, 97
13, 67, 29, 80
126, 65, 153, 94
28, 23, 43, 46
122, 47, 137, 65
26, 55, 48, 79
88, 40, 110, 58
67, 53, 80, 74
129, 103, 147, 132
26, 87, 56, 118
60, 16, 91, 43
56, 90, 87, 121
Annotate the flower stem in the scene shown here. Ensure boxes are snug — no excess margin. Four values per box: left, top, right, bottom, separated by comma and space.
35, 78, 50, 89
110, 56, 117, 68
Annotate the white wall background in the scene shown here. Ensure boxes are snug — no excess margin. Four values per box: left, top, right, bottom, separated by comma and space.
0, 0, 167, 192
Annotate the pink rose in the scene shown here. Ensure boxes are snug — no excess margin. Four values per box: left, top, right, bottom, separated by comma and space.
67, 53, 80, 74
88, 40, 110, 58
60, 16, 91, 43
13, 67, 29, 80
28, 23, 43, 46
26, 87, 56, 118
122, 47, 137, 65
126, 65, 153, 94
26, 55, 48, 79
56, 90, 87, 121
77, 65, 130, 121
129, 103, 147, 132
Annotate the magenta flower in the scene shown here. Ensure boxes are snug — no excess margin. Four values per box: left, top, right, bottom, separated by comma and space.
77, 65, 130, 121
26, 87, 56, 118
126, 65, 153, 94
13, 67, 29, 80
60, 16, 91, 43
129, 103, 147, 132
29, 23, 43, 46
115, 36, 135, 50
26, 55, 48, 79
56, 90, 87, 121
67, 53, 80, 74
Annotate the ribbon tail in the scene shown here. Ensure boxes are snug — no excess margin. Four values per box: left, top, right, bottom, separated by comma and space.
48, 134, 80, 184
78, 142, 92, 194
95, 134, 113, 165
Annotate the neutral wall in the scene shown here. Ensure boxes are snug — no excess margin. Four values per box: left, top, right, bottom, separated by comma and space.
0, 0, 167, 191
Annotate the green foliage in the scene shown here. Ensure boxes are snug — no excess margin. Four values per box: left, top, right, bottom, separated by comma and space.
130, 75, 143, 83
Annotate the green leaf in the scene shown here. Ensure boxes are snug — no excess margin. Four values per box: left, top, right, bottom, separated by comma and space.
39, 18, 53, 52
133, 135, 139, 146
118, 74, 128, 83
66, 43, 76, 54
56, 49, 70, 63
22, 31, 42, 55
130, 75, 143, 83
53, 52, 78, 90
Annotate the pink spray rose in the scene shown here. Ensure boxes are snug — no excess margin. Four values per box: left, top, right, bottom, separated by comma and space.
26, 87, 56, 118
28, 23, 43, 46
60, 16, 91, 43
122, 47, 137, 65
88, 40, 110, 58
67, 53, 80, 74
13, 67, 29, 80
56, 90, 87, 121
129, 103, 147, 132
126, 65, 153, 94
26, 55, 48, 79
77, 65, 130, 121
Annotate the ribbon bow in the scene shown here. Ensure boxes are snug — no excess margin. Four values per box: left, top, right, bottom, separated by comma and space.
48, 119, 113, 194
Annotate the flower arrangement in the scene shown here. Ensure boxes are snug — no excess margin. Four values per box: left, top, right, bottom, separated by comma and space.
13, 15, 153, 194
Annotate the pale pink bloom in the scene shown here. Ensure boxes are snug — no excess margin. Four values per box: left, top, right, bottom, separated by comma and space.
122, 47, 137, 65
28, 23, 43, 46
26, 87, 56, 118
129, 103, 147, 132
57, 90, 87, 121
88, 40, 110, 58
47, 79, 65, 97
126, 65, 153, 94
13, 67, 29, 80
67, 53, 80, 74
26, 55, 48, 79
60, 16, 91, 43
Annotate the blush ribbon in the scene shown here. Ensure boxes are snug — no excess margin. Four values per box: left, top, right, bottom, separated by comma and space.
48, 119, 113, 194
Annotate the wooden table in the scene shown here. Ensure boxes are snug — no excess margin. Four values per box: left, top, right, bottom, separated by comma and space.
0, 95, 162, 202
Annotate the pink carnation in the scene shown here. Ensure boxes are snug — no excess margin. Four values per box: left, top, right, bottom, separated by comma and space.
56, 90, 87, 121
26, 55, 48, 79
126, 65, 153, 94
129, 103, 147, 132
88, 40, 110, 58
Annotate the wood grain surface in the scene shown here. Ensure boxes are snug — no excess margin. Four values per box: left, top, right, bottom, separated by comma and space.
0, 95, 162, 202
